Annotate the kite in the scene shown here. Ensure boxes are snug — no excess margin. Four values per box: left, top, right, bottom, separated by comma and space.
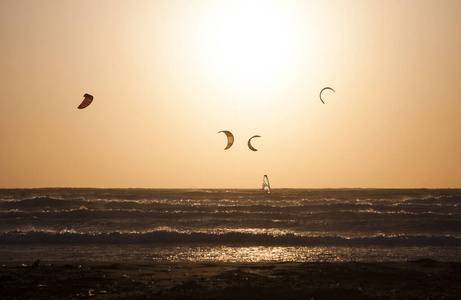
78, 93, 94, 109
248, 135, 261, 151
218, 131, 234, 150
319, 87, 335, 104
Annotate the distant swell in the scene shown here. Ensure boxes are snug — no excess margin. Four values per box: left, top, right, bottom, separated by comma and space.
1, 230, 461, 246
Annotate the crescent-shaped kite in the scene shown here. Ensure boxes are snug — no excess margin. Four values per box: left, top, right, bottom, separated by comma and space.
78, 93, 94, 109
248, 135, 261, 151
218, 131, 234, 150
319, 87, 335, 104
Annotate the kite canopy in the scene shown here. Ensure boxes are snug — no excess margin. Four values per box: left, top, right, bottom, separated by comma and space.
78, 93, 94, 109
319, 87, 335, 104
248, 135, 261, 151
218, 131, 234, 150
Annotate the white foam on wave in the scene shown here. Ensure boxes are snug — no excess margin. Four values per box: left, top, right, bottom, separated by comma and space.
1, 230, 461, 246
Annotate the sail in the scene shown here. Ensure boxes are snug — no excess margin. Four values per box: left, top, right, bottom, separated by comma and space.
262, 175, 270, 193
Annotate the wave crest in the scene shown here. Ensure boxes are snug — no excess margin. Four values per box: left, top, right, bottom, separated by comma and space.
1, 230, 460, 246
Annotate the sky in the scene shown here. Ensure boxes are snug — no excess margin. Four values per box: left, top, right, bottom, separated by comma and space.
1, 0, 460, 188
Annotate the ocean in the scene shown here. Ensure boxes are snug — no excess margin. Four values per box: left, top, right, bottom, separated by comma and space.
1, 188, 461, 263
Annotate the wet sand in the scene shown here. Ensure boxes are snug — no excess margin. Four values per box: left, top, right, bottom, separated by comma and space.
1, 259, 460, 299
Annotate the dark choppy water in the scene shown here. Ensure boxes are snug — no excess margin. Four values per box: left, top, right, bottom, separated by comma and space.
1, 188, 460, 262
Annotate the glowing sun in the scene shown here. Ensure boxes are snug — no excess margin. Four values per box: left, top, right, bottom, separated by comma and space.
201, 1, 302, 92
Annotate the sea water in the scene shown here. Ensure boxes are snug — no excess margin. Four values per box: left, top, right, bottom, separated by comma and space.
1, 188, 460, 262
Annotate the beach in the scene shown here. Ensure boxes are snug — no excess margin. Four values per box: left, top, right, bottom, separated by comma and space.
1, 259, 460, 299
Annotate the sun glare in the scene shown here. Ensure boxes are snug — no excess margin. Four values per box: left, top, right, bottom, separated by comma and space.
201, 1, 302, 94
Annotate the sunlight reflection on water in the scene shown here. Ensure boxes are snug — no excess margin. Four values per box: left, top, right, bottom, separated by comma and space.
150, 245, 461, 263
2, 244, 461, 263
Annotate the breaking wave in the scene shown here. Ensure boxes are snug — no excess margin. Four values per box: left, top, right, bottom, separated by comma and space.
1, 230, 461, 246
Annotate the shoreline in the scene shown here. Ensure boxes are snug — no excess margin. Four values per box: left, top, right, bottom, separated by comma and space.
1, 260, 460, 299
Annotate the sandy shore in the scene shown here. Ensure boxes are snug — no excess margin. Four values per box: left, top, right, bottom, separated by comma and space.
1, 259, 460, 299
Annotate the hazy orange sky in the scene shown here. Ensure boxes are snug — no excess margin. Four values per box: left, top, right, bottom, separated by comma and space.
1, 0, 460, 188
